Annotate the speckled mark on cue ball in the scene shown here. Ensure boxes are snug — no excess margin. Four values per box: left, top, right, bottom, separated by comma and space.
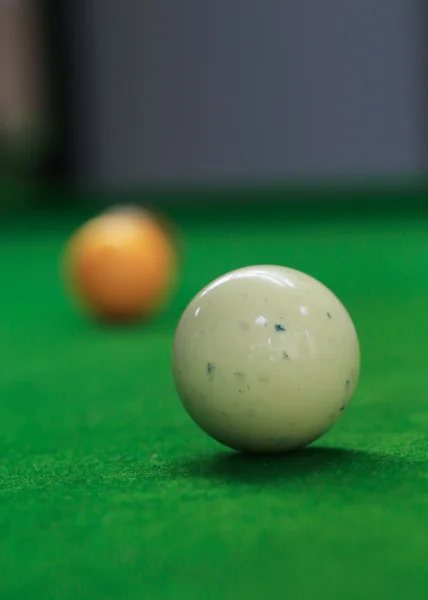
274, 324, 285, 332
207, 362, 215, 381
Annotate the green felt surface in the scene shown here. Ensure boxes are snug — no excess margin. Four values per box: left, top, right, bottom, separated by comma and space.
2, 194, 428, 599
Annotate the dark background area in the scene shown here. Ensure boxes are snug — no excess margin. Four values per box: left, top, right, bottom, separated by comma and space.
1, 0, 428, 200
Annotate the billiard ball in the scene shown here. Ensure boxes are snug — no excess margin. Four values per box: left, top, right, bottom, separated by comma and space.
63, 209, 177, 322
172, 265, 360, 453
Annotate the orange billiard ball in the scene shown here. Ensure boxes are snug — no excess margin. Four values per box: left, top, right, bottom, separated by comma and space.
63, 209, 178, 322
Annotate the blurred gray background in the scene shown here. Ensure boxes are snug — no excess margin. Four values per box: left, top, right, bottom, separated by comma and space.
66, 0, 425, 186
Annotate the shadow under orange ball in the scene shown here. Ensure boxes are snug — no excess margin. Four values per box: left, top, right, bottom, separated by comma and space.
63, 211, 177, 322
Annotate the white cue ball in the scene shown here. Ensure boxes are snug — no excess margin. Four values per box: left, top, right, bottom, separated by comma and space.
172, 265, 360, 453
